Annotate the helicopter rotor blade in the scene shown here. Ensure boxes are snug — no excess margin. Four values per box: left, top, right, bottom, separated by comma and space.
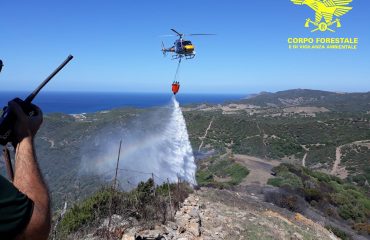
170, 29, 183, 37
159, 34, 177, 37
186, 33, 216, 36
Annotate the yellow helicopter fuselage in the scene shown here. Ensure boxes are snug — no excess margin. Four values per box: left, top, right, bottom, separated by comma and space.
175, 39, 195, 55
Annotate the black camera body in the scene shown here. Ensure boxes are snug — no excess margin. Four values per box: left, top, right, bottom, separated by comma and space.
0, 98, 39, 145
0, 55, 73, 146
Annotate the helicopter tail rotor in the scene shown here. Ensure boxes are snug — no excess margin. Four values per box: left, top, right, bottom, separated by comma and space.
161, 41, 167, 57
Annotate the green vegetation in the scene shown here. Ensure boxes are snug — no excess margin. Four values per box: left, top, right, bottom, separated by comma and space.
240, 89, 370, 113
57, 178, 192, 238
58, 187, 114, 234
196, 154, 249, 188
185, 111, 370, 163
2, 88, 368, 221
266, 138, 303, 159
267, 164, 370, 230
325, 225, 351, 240
267, 165, 303, 189
184, 111, 215, 150
341, 144, 370, 185
233, 136, 266, 157
184, 90, 370, 205
305, 145, 336, 166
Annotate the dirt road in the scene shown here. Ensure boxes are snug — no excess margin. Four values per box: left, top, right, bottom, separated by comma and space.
198, 118, 214, 151
302, 153, 307, 167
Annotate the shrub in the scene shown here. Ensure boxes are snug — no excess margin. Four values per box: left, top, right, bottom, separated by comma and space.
57, 179, 192, 238
223, 163, 249, 185
268, 163, 370, 224
267, 177, 284, 187
268, 165, 303, 189
331, 192, 367, 223
353, 223, 370, 235
196, 170, 214, 186
325, 225, 351, 240
196, 156, 249, 188
264, 188, 307, 213
58, 187, 114, 235
304, 188, 322, 202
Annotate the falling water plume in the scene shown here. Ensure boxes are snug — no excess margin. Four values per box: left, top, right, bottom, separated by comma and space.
80, 96, 197, 188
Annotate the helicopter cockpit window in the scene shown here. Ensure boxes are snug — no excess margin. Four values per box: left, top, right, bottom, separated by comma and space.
183, 41, 192, 45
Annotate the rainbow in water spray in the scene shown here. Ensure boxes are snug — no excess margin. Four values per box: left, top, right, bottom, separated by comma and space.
79, 96, 197, 187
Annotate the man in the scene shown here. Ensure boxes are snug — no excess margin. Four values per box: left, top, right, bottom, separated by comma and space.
0, 100, 50, 240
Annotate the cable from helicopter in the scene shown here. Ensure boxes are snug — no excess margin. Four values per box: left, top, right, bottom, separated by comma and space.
172, 58, 181, 95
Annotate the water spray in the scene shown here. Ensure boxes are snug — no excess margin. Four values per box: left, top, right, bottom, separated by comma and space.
80, 96, 197, 188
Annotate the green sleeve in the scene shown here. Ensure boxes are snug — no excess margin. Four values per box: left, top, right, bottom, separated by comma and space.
0, 175, 34, 239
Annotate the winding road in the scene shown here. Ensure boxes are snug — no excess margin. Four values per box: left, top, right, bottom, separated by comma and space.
302, 153, 307, 167
198, 118, 214, 151
331, 140, 370, 178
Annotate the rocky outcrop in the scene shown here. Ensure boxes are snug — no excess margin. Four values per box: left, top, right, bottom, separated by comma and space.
82, 189, 341, 240
120, 194, 202, 240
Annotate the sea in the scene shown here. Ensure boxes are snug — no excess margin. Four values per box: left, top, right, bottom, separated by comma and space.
0, 92, 246, 114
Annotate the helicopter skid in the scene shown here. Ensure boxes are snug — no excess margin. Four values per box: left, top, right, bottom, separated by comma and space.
172, 54, 195, 60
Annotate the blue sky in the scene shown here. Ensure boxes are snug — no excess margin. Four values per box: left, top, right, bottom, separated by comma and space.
0, 0, 369, 94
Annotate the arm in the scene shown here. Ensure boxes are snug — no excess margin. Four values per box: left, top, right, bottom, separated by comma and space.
9, 101, 51, 240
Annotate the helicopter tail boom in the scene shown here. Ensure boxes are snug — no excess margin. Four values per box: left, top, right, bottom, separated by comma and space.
161, 41, 176, 57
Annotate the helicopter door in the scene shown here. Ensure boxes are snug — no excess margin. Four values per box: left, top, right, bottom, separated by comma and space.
176, 41, 183, 53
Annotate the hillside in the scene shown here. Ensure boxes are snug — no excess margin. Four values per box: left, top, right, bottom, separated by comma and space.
239, 89, 370, 112
1, 89, 370, 239
60, 186, 342, 240
184, 89, 370, 186
57, 167, 369, 239
182, 89, 370, 239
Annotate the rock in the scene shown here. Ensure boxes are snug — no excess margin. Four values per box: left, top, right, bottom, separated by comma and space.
164, 229, 175, 240
178, 225, 186, 234
136, 229, 162, 238
127, 217, 139, 226
82, 233, 100, 240
189, 208, 200, 218
291, 232, 304, 240
167, 221, 178, 230
121, 227, 138, 240
121, 233, 135, 240
100, 214, 123, 228
188, 218, 201, 237
94, 214, 131, 238
99, 214, 134, 231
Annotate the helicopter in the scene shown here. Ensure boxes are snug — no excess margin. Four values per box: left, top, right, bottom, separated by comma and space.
161, 29, 215, 60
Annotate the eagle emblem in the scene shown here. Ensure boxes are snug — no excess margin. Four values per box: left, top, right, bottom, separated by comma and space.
291, 0, 353, 32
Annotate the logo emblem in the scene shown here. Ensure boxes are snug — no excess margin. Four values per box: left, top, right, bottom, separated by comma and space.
291, 0, 352, 32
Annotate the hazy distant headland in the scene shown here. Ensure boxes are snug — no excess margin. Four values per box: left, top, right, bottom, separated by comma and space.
0, 91, 247, 114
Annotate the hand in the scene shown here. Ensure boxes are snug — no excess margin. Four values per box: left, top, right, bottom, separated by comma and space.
8, 100, 43, 143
